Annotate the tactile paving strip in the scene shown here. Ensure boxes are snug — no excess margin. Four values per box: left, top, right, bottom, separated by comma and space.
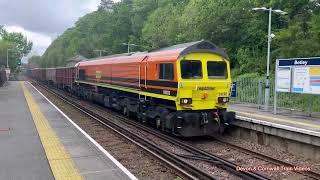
21, 82, 83, 180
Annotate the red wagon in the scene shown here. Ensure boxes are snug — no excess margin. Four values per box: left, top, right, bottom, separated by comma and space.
56, 67, 76, 90
31, 68, 46, 82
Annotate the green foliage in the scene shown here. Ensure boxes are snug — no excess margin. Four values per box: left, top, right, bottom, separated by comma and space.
98, 0, 114, 11
40, 0, 320, 74
1, 31, 33, 57
237, 48, 265, 75
236, 72, 262, 80
142, 2, 186, 49
0, 27, 32, 69
0, 40, 13, 68
42, 0, 137, 67
275, 13, 320, 58
28, 55, 42, 68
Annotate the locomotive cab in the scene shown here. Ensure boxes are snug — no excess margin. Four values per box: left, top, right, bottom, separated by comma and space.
173, 52, 234, 136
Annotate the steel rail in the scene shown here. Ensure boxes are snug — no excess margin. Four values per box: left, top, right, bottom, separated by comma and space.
110, 114, 270, 180
214, 138, 320, 180
33, 81, 271, 180
33, 81, 216, 180
34, 80, 320, 180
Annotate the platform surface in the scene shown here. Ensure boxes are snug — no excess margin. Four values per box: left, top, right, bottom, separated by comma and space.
230, 103, 320, 134
0, 81, 136, 180
0, 81, 54, 179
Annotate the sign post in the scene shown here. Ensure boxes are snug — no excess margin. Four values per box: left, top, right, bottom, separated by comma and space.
230, 82, 237, 97
274, 60, 278, 114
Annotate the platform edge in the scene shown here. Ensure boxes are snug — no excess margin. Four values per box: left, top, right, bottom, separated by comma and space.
28, 81, 138, 180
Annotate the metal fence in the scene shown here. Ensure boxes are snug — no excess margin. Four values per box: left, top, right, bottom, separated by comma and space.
230, 77, 320, 113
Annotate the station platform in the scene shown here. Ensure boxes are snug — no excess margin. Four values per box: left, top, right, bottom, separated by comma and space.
0, 81, 136, 180
229, 103, 320, 136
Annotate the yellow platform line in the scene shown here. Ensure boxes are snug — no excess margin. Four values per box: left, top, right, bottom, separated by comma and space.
231, 109, 320, 129
21, 82, 83, 180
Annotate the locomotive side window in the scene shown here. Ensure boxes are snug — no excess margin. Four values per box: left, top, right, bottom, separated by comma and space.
180, 60, 202, 79
207, 61, 227, 79
159, 63, 174, 80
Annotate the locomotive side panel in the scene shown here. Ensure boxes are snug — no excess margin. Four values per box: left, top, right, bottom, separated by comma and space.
144, 55, 178, 97
111, 62, 140, 88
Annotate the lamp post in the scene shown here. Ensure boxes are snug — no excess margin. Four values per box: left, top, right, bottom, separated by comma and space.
94, 49, 108, 57
6, 48, 12, 68
252, 7, 287, 111
121, 43, 138, 53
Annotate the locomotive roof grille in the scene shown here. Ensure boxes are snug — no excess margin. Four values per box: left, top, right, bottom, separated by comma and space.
87, 52, 137, 61
179, 41, 229, 59
150, 40, 229, 59
78, 40, 229, 65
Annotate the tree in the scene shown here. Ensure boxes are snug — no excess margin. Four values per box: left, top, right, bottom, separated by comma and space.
98, 0, 114, 11
131, 0, 158, 37
274, 0, 320, 59
0, 28, 32, 69
41, 0, 135, 66
1, 31, 32, 57
142, 1, 187, 49
0, 40, 13, 67
28, 55, 41, 68
40, 0, 320, 76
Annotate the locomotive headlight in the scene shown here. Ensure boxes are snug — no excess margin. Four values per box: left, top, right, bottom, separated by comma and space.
218, 97, 229, 103
180, 98, 192, 105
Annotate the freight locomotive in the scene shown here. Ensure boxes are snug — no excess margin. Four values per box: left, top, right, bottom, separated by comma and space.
31, 40, 235, 137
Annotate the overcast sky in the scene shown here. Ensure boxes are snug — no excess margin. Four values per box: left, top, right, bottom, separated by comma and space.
0, 0, 119, 62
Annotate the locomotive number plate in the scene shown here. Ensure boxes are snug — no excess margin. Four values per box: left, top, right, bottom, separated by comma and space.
219, 92, 228, 96
96, 71, 102, 79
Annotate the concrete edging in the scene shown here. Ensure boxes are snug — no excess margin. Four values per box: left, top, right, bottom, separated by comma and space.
233, 115, 320, 147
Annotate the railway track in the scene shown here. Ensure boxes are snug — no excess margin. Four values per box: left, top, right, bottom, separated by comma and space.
32, 81, 320, 180
210, 139, 320, 180
100, 108, 320, 180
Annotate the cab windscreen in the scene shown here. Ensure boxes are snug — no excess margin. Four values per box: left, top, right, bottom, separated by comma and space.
180, 60, 202, 79
207, 61, 227, 79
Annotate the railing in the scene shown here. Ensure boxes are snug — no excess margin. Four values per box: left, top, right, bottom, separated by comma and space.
230, 77, 320, 113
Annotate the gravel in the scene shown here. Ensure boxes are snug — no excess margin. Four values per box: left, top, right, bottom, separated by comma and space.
36, 83, 320, 180
37, 85, 186, 180
190, 135, 318, 179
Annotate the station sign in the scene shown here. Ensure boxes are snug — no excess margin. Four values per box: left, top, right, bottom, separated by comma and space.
230, 82, 237, 97
276, 57, 320, 94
